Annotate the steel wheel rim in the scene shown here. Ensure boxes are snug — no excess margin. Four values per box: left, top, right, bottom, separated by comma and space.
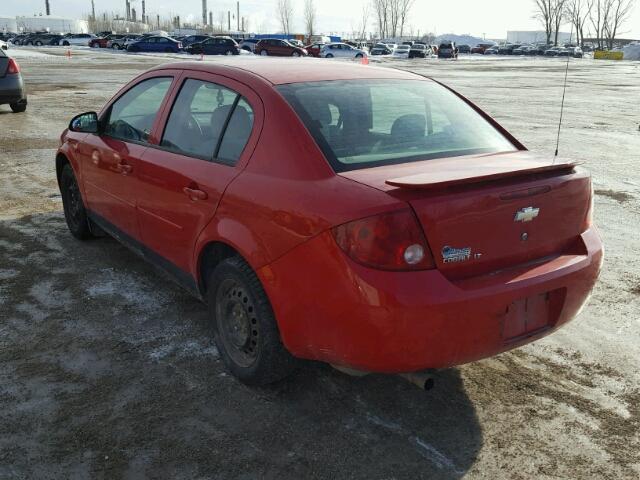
63, 173, 83, 229
216, 278, 259, 367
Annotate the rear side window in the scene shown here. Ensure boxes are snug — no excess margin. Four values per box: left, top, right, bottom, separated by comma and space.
104, 77, 173, 143
161, 79, 254, 164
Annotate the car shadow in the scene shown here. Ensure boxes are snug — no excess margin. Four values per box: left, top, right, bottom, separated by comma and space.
0, 212, 481, 479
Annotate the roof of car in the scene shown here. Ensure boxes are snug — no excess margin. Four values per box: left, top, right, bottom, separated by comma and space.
150, 58, 422, 85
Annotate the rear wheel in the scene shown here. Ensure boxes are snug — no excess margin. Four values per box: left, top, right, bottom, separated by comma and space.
292, 51, 300, 57
111, 43, 120, 49
62, 41, 70, 46
325, 53, 334, 58
355, 53, 363, 58
226, 49, 233, 55
60, 164, 94, 240
208, 256, 296, 385
35, 40, 43, 46
10, 99, 26, 113
260, 49, 268, 56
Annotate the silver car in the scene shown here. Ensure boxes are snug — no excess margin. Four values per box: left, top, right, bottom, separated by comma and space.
0, 49, 27, 112
320, 42, 367, 59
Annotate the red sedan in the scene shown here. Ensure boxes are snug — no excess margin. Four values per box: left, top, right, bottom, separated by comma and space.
56, 59, 602, 385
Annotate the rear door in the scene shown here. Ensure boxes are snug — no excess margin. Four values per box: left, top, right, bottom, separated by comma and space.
80, 74, 176, 240
135, 72, 262, 273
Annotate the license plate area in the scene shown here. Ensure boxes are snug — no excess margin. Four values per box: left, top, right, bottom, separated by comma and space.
501, 289, 565, 342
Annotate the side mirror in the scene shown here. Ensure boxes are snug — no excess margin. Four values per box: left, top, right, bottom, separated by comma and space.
69, 111, 99, 133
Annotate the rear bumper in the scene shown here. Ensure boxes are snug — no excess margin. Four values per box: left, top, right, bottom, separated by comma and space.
0, 74, 25, 104
259, 228, 603, 373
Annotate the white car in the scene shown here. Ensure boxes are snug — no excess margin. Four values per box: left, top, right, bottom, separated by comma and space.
320, 43, 367, 59
58, 34, 96, 47
0, 40, 7, 51
393, 44, 410, 57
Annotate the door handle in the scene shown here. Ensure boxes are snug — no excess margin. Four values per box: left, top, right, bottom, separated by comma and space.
183, 187, 208, 201
115, 162, 133, 175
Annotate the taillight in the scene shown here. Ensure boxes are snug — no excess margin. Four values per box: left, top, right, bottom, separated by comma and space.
332, 209, 435, 271
7, 58, 20, 74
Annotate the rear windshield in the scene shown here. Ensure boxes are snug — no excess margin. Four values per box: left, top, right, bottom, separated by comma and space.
277, 79, 516, 172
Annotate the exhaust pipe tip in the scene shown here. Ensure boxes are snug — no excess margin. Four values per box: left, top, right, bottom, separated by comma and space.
400, 371, 436, 390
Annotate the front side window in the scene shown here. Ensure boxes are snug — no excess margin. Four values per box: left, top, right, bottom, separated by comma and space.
161, 79, 254, 163
104, 77, 173, 143
278, 79, 516, 172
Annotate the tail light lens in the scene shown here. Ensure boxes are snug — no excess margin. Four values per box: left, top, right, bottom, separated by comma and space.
7, 58, 20, 74
332, 209, 435, 271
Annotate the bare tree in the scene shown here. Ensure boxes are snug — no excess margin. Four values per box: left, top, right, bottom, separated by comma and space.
603, 0, 635, 48
398, 0, 414, 38
552, 0, 568, 45
303, 0, 316, 42
589, 0, 605, 48
358, 3, 370, 41
372, 0, 389, 39
565, 0, 592, 45
533, 0, 555, 44
277, 0, 294, 35
533, 0, 569, 45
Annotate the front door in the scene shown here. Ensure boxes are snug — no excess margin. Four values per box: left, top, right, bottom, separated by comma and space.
81, 75, 174, 240
136, 75, 259, 273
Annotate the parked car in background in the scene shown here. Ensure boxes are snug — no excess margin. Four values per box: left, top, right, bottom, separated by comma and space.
288, 39, 304, 48
0, 40, 7, 51
181, 35, 211, 47
255, 39, 308, 56
187, 36, 240, 55
0, 49, 27, 112
127, 36, 183, 53
457, 44, 471, 53
370, 43, 393, 55
112, 34, 142, 50
484, 45, 499, 55
304, 42, 326, 57
471, 43, 494, 54
239, 38, 260, 53
437, 41, 458, 58
59, 34, 96, 47
571, 46, 584, 58
321, 43, 366, 59
513, 45, 534, 55
57, 60, 602, 385
544, 47, 562, 57
392, 44, 411, 58
498, 43, 520, 55
408, 43, 429, 58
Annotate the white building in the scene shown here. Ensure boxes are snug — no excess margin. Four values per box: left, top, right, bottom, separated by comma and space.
0, 16, 18, 33
14, 16, 89, 34
507, 31, 573, 44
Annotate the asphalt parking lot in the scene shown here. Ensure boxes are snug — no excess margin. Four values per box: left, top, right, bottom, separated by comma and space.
1, 48, 639, 479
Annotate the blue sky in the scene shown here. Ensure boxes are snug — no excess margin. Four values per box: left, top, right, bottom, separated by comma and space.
3, 0, 639, 39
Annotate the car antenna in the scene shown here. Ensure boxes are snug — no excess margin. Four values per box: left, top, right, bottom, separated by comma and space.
554, 25, 574, 159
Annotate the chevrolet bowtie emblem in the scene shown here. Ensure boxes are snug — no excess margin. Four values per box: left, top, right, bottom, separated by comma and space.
514, 207, 540, 222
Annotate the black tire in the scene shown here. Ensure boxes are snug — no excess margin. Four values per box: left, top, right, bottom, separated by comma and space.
207, 256, 296, 385
355, 53, 363, 58
325, 53, 334, 58
10, 100, 26, 113
62, 41, 70, 46
35, 41, 43, 46
60, 164, 93, 240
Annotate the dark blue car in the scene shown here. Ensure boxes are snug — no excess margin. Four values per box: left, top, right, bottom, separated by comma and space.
127, 36, 182, 53
186, 36, 240, 56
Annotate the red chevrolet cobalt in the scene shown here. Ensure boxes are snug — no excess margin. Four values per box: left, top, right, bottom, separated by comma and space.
56, 59, 602, 385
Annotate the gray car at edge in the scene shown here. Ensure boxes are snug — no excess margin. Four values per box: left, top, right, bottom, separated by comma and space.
0, 49, 27, 113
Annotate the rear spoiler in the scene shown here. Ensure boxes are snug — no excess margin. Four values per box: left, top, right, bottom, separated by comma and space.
386, 160, 579, 190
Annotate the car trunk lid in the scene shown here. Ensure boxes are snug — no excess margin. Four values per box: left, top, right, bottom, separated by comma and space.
340, 151, 591, 280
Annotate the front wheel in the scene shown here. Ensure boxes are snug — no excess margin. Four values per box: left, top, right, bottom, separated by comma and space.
355, 53, 363, 58
208, 256, 296, 385
62, 41, 70, 46
325, 53, 334, 58
35, 41, 43, 46
226, 49, 233, 56
260, 49, 268, 56
111, 43, 119, 49
60, 164, 94, 240
292, 51, 300, 57
10, 100, 26, 113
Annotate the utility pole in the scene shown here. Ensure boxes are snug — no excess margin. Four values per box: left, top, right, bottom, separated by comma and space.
142, 0, 146, 23
227, 11, 231, 32
45, 0, 51, 15
237, 1, 240, 31
91, 0, 95, 21
125, 1, 131, 22
202, 0, 207, 25
209, 11, 213, 30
